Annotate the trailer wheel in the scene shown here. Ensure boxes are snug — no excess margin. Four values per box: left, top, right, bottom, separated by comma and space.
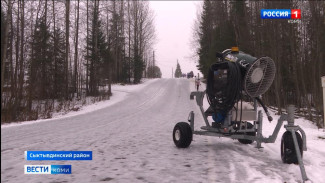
173, 122, 192, 148
281, 131, 303, 164
238, 122, 255, 144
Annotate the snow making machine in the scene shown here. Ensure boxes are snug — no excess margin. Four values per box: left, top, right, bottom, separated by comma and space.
173, 47, 309, 181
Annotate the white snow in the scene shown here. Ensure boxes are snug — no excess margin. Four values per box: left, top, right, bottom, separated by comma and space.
1, 79, 158, 129
1, 78, 325, 183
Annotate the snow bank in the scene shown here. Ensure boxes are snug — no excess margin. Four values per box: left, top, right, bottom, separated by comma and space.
1, 79, 159, 128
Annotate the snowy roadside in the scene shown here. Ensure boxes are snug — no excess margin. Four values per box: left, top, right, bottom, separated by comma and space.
1, 79, 159, 129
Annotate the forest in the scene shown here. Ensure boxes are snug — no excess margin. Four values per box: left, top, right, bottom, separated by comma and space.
194, 0, 325, 127
1, 0, 159, 123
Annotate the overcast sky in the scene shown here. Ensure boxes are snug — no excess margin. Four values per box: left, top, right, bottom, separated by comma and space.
150, 1, 201, 78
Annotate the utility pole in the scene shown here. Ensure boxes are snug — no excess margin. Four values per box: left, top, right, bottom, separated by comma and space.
151, 51, 155, 78
153, 51, 155, 67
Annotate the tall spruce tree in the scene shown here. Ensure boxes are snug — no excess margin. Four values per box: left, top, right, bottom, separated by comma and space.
85, 2, 109, 96
133, 53, 144, 83
174, 61, 182, 78
52, 28, 67, 99
197, 0, 237, 78
29, 16, 53, 100
197, 0, 214, 78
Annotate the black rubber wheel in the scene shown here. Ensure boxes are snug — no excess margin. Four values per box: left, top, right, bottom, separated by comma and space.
281, 131, 303, 164
173, 122, 193, 148
238, 122, 256, 144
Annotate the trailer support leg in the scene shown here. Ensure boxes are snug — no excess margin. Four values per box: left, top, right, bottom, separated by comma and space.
256, 110, 263, 149
291, 129, 309, 182
286, 105, 309, 182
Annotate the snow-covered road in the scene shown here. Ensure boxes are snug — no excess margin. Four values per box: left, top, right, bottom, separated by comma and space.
1, 78, 325, 183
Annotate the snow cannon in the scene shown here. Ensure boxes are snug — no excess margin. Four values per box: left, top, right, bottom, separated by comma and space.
173, 47, 309, 182
206, 47, 276, 123
221, 47, 276, 98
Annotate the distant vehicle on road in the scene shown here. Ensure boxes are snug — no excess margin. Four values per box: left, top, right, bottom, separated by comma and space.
187, 71, 194, 78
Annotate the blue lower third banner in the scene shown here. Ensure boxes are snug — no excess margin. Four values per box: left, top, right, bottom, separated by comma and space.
24, 165, 71, 174
25, 151, 92, 161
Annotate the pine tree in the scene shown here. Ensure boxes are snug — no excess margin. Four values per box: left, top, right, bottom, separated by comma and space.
109, 2, 124, 83
29, 16, 53, 100
52, 28, 67, 99
147, 65, 162, 78
85, 2, 109, 96
174, 61, 182, 78
197, 0, 237, 79
197, 0, 214, 78
133, 53, 144, 84
230, 1, 251, 53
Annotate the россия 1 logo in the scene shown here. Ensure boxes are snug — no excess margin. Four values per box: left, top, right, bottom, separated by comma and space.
261, 9, 301, 19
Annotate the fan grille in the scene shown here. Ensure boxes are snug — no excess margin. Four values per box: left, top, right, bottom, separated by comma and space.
244, 57, 276, 97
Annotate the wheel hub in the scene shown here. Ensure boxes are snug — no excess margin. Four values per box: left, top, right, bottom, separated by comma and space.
175, 129, 181, 141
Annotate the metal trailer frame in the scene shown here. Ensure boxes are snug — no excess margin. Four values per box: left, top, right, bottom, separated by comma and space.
188, 91, 309, 182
